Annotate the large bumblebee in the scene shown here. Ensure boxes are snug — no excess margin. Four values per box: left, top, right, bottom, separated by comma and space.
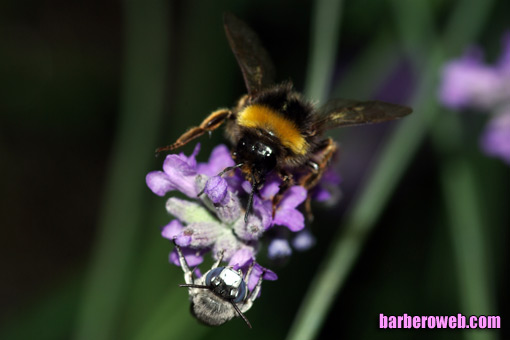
157, 13, 412, 220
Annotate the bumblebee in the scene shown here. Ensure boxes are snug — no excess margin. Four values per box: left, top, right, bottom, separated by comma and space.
157, 13, 412, 220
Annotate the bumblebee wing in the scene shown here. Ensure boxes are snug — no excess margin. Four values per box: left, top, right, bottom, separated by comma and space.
223, 12, 276, 95
313, 99, 412, 132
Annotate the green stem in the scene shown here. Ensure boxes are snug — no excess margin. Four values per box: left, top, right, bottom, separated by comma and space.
74, 1, 169, 339
286, 1, 494, 339
304, 0, 343, 103
433, 113, 497, 340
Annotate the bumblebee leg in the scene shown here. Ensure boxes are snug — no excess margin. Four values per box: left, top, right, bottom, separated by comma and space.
174, 244, 194, 284
298, 138, 337, 190
271, 170, 294, 218
298, 138, 337, 221
156, 108, 233, 153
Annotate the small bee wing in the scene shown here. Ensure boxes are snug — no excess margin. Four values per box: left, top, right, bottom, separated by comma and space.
313, 99, 412, 132
223, 12, 276, 95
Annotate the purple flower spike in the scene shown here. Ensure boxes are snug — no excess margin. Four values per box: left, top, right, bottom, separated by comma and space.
481, 110, 510, 164
439, 31, 510, 165
204, 176, 229, 204
272, 186, 307, 231
148, 141, 342, 305
439, 48, 502, 110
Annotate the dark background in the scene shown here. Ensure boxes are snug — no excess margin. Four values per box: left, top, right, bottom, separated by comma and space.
1, 1, 508, 339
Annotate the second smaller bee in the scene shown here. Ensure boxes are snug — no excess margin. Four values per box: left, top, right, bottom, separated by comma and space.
174, 244, 264, 328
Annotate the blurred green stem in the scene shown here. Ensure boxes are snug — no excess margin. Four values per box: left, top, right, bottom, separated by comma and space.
286, 1, 494, 339
304, 0, 343, 103
433, 113, 496, 340
74, 1, 169, 339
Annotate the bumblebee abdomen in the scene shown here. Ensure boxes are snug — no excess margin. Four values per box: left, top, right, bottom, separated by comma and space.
237, 104, 309, 155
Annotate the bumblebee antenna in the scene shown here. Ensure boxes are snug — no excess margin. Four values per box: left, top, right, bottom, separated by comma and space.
230, 301, 252, 328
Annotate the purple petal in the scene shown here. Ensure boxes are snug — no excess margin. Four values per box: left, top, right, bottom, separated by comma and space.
161, 219, 183, 240
146, 171, 175, 196
204, 176, 229, 204
273, 208, 305, 232
161, 154, 198, 198
163, 153, 197, 176
259, 174, 282, 199
480, 110, 510, 164
267, 238, 292, 259
228, 248, 255, 268
175, 234, 191, 247
292, 229, 316, 251
196, 144, 235, 176
247, 263, 278, 292
169, 247, 205, 267
278, 186, 307, 209
241, 180, 252, 194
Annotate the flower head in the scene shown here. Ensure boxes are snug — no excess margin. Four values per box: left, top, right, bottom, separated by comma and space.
439, 31, 510, 164
147, 143, 341, 296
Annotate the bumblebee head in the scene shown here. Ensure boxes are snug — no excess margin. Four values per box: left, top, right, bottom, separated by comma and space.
234, 136, 277, 183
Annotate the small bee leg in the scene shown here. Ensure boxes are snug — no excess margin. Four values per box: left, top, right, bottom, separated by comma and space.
248, 270, 265, 303
174, 243, 194, 284
211, 250, 225, 269
271, 171, 294, 218
240, 269, 265, 313
244, 261, 255, 282
156, 108, 232, 154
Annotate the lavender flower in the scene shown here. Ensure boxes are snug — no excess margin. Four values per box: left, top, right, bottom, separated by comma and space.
439, 32, 510, 164
147, 143, 341, 298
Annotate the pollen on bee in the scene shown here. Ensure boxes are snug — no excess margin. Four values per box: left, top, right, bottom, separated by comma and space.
237, 104, 309, 155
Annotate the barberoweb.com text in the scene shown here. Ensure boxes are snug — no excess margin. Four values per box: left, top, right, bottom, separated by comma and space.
379, 313, 501, 329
